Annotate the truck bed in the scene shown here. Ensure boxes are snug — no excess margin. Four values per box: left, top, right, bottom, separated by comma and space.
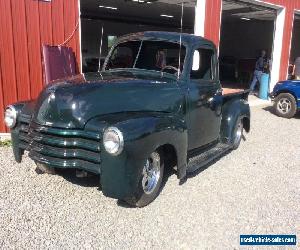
221, 80, 249, 96
222, 88, 245, 96
222, 87, 250, 102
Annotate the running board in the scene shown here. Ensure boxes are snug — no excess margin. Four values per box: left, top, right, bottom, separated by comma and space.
187, 143, 232, 173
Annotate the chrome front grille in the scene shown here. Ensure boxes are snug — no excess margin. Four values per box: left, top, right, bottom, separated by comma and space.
18, 121, 102, 174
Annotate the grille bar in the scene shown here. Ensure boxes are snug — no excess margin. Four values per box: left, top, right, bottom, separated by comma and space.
19, 113, 32, 124
31, 123, 101, 140
29, 131, 101, 152
29, 151, 101, 174
17, 121, 102, 173
30, 141, 101, 163
19, 131, 31, 143
20, 123, 29, 133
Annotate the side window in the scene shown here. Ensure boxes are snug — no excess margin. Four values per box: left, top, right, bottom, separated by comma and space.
191, 48, 214, 80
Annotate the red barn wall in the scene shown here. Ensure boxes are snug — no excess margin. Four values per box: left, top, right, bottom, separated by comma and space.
0, 0, 80, 132
204, 0, 300, 82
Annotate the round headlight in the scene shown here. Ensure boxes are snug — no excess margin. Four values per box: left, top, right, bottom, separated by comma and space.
4, 105, 17, 128
103, 127, 124, 156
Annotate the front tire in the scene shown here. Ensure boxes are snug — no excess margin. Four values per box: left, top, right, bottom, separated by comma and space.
274, 93, 297, 119
125, 150, 164, 207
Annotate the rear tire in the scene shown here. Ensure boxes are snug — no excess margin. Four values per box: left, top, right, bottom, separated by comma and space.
125, 150, 164, 207
232, 118, 243, 150
274, 93, 297, 119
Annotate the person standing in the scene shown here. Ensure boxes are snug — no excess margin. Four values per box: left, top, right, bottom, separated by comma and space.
250, 50, 267, 92
155, 50, 167, 69
293, 57, 300, 80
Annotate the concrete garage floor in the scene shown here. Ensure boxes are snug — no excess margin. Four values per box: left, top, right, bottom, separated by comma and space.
0, 105, 299, 249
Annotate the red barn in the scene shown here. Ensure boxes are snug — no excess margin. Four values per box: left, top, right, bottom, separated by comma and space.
1, 0, 300, 132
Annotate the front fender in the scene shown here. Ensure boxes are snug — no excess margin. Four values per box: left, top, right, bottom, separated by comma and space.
220, 99, 250, 144
88, 113, 187, 199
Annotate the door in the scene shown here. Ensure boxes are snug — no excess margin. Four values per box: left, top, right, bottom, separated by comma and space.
187, 47, 222, 150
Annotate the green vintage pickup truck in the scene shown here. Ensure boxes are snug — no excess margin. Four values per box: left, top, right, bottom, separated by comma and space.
4, 32, 250, 207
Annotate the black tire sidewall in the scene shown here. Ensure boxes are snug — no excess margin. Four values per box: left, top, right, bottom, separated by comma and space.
274, 93, 297, 119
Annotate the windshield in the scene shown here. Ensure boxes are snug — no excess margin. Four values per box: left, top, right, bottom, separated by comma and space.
104, 40, 186, 75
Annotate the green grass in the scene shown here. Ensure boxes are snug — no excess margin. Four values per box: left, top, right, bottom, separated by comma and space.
0, 140, 12, 147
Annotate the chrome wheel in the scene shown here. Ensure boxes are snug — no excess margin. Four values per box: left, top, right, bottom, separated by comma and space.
233, 119, 243, 146
142, 152, 161, 194
277, 98, 292, 114
125, 149, 164, 207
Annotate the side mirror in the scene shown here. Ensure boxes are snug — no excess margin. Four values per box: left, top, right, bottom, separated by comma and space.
192, 50, 200, 71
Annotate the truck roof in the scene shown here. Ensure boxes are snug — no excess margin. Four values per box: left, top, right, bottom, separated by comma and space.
117, 31, 216, 49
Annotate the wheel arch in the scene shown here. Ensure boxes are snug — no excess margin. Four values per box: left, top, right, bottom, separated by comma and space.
157, 143, 178, 173
221, 98, 250, 144
274, 90, 297, 102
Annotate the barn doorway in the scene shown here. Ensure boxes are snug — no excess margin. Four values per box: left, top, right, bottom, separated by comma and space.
80, 0, 196, 73
220, 0, 277, 90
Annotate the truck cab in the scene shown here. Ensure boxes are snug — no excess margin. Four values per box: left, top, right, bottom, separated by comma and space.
5, 32, 250, 207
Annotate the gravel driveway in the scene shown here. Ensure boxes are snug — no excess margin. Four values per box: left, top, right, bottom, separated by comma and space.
0, 105, 299, 249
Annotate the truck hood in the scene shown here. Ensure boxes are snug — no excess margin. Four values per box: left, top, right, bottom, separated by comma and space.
32, 70, 183, 129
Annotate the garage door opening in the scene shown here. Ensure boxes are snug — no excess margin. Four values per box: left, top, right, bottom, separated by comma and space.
80, 0, 196, 73
289, 13, 300, 79
220, 0, 277, 90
